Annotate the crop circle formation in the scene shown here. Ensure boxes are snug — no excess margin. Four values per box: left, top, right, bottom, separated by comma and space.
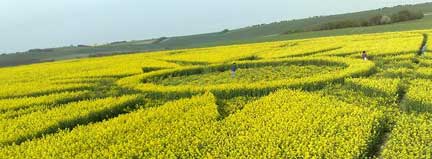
117, 57, 375, 96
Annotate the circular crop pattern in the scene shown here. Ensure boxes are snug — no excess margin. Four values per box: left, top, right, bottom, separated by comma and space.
117, 57, 375, 98
150, 63, 345, 86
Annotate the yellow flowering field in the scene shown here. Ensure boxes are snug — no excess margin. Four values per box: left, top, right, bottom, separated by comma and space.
0, 30, 432, 158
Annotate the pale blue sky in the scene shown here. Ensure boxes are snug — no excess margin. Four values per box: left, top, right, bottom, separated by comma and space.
1, 0, 431, 53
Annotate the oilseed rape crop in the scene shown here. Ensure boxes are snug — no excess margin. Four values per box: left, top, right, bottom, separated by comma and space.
402, 79, 432, 113
0, 91, 91, 120
345, 78, 401, 105
0, 93, 219, 158
117, 56, 375, 99
0, 91, 90, 112
1, 30, 432, 158
198, 90, 385, 158
382, 113, 432, 158
0, 95, 141, 146
0, 82, 94, 99
0, 90, 384, 158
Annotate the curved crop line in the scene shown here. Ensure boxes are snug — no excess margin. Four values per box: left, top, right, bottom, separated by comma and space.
0, 95, 145, 147
142, 58, 346, 82
317, 51, 362, 57
141, 67, 170, 73
117, 57, 375, 99
276, 46, 343, 58
0, 84, 95, 100
162, 59, 211, 66
344, 80, 399, 99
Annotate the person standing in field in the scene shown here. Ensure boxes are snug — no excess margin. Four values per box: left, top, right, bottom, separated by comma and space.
362, 51, 368, 61
421, 45, 427, 55
231, 63, 237, 78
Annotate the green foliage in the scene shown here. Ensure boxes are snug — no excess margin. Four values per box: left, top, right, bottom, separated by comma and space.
391, 10, 424, 23
316, 10, 424, 31
2, 3, 432, 67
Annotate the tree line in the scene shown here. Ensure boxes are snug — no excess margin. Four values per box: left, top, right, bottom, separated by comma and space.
316, 10, 424, 31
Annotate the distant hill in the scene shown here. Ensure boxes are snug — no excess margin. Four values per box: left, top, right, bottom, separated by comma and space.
2, 2, 432, 67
